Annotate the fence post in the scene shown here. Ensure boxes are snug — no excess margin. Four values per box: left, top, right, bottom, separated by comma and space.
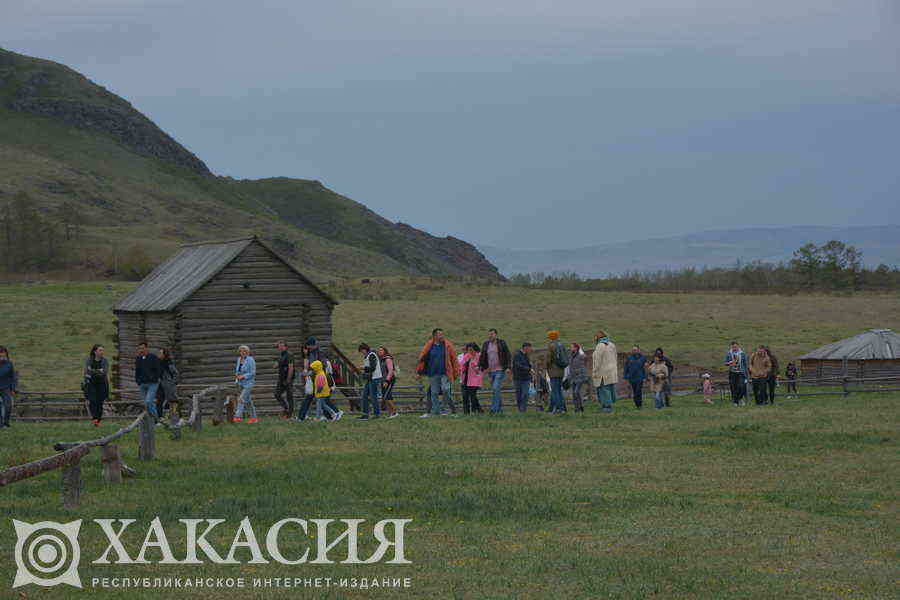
138, 414, 155, 460
192, 393, 203, 432
169, 408, 181, 441
100, 444, 122, 484
226, 395, 235, 423
61, 459, 83, 509
213, 389, 223, 425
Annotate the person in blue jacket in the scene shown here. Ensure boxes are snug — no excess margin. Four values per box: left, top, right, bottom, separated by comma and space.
623, 345, 647, 409
234, 345, 258, 423
0, 346, 18, 428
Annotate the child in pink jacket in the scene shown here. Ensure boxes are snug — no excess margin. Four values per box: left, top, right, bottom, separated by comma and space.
458, 343, 484, 414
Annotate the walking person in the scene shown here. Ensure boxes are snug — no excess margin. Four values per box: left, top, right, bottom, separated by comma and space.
593, 331, 618, 413
785, 362, 798, 397
649, 354, 670, 409
234, 345, 258, 423
458, 343, 484, 414
358, 343, 382, 420
134, 342, 161, 420
567, 343, 590, 412
545, 330, 568, 414
623, 345, 647, 409
511, 343, 534, 412
157, 348, 179, 420
416, 328, 459, 418
0, 346, 18, 428
378, 346, 400, 419
83, 344, 109, 426
702, 373, 714, 404
274, 340, 295, 419
478, 328, 511, 414
765, 346, 779, 404
654, 347, 674, 407
296, 344, 343, 421
724, 342, 749, 406
310, 360, 339, 421
749, 345, 772, 406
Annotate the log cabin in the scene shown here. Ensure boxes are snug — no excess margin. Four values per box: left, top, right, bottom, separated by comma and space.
112, 237, 345, 403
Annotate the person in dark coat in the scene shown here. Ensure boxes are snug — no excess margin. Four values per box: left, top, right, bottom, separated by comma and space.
0, 345, 18, 428
623, 345, 647, 409
479, 328, 511, 414
274, 340, 295, 419
134, 342, 162, 419
512, 343, 534, 413
724, 341, 749, 405
158, 348, 179, 418
84, 344, 109, 426
567, 343, 590, 412
764, 346, 779, 404
785, 362, 798, 397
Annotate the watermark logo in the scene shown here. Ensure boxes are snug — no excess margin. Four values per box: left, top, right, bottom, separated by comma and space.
11, 517, 410, 589
13, 519, 82, 589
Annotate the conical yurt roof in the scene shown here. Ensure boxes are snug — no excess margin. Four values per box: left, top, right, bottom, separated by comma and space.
799, 329, 900, 360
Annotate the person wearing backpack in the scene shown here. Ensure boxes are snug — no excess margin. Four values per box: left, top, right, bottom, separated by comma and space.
378, 346, 399, 419
358, 343, 382, 420
545, 330, 568, 414
310, 360, 339, 421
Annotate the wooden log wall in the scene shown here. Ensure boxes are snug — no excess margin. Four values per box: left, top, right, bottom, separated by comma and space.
114, 312, 176, 402
175, 242, 335, 391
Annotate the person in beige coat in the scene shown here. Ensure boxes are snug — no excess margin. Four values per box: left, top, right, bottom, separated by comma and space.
648, 354, 670, 409
749, 345, 772, 405
592, 330, 618, 412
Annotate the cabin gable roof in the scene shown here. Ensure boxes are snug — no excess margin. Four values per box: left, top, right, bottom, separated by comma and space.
114, 237, 337, 312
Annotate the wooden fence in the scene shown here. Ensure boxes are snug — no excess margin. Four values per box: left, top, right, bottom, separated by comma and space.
9, 372, 900, 424
0, 385, 217, 509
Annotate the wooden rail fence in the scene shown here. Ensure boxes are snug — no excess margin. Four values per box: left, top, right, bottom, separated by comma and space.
0, 385, 218, 509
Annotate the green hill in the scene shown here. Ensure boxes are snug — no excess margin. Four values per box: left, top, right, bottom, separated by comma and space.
0, 47, 501, 280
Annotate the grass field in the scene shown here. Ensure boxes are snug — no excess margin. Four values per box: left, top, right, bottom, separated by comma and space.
2, 281, 899, 390
1, 393, 897, 598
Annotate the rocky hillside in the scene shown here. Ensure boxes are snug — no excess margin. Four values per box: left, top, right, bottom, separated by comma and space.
0, 47, 501, 280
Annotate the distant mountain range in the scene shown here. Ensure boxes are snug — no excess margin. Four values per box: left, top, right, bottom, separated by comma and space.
479, 226, 900, 277
0, 47, 501, 280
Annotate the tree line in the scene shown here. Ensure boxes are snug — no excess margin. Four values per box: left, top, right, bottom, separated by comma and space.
0, 192, 153, 279
508, 241, 900, 293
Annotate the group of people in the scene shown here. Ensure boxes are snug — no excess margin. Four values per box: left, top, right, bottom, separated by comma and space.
410, 327, 622, 416
724, 342, 797, 406
0, 329, 802, 429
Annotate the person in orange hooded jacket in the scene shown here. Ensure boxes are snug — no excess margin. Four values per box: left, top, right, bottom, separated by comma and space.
416, 328, 459, 417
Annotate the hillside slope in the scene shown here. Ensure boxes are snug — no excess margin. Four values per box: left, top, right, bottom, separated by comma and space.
0, 47, 500, 280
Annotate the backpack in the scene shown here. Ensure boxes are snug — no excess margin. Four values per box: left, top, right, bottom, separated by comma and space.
324, 359, 336, 388
553, 342, 569, 368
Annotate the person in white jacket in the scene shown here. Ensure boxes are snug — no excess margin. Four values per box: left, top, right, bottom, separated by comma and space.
592, 331, 618, 413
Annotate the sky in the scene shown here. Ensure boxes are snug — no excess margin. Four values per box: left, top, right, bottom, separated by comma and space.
2, 1, 899, 250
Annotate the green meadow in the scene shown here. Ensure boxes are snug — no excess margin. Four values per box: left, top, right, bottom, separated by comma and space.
1, 394, 897, 599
